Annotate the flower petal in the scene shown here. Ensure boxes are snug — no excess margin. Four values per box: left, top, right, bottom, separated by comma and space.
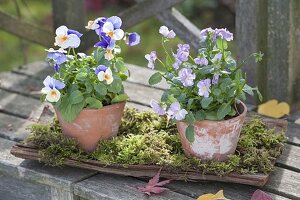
66, 34, 81, 48
113, 29, 124, 40
107, 16, 122, 29
98, 71, 105, 81
45, 88, 61, 102
55, 25, 68, 36
102, 22, 114, 33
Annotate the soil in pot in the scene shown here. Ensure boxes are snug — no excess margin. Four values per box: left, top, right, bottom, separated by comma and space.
55, 101, 126, 152
177, 102, 247, 161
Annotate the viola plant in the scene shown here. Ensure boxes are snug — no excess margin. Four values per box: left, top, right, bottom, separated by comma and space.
41, 16, 140, 122
147, 26, 263, 142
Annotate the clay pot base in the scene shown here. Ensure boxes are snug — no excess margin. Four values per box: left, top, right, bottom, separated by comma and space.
177, 102, 247, 161
55, 101, 126, 152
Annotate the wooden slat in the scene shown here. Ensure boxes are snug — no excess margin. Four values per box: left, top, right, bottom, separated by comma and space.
124, 81, 163, 106
264, 167, 300, 200
73, 173, 194, 200
12, 61, 51, 79
126, 64, 168, 90
52, 0, 85, 32
277, 144, 300, 172
286, 123, 300, 146
0, 89, 41, 119
0, 11, 53, 47
0, 71, 43, 99
0, 113, 29, 141
236, 0, 300, 108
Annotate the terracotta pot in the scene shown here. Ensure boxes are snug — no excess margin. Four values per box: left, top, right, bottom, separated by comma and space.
176, 102, 247, 161
55, 101, 126, 152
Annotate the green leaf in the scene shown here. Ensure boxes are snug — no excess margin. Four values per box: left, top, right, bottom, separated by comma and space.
185, 125, 195, 142
256, 88, 263, 101
93, 48, 105, 62
75, 72, 87, 81
107, 79, 122, 93
115, 60, 127, 73
70, 90, 84, 104
195, 110, 206, 120
201, 97, 213, 108
94, 83, 107, 96
85, 82, 93, 93
217, 103, 231, 120
216, 37, 228, 50
205, 111, 219, 120
212, 88, 221, 96
148, 72, 162, 85
85, 97, 103, 109
199, 65, 214, 75
111, 94, 128, 103
119, 73, 128, 81
58, 97, 85, 122
243, 84, 254, 96
228, 107, 237, 116
185, 112, 195, 124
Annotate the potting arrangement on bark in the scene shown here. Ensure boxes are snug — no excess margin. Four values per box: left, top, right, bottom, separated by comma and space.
11, 108, 286, 186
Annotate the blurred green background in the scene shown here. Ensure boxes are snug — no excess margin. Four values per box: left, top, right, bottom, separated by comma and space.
0, 0, 235, 72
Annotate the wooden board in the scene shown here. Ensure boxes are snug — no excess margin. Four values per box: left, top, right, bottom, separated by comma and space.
10, 117, 287, 187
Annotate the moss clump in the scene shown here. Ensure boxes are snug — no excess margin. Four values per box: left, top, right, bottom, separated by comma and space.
26, 108, 286, 175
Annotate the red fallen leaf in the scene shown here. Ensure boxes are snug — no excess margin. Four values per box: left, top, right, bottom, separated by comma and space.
137, 168, 171, 196
251, 189, 273, 200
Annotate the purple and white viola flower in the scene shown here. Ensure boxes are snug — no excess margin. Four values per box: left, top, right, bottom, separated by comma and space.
125, 32, 140, 46
194, 57, 208, 66
54, 26, 81, 49
95, 65, 114, 84
159, 26, 176, 39
174, 44, 190, 62
46, 48, 67, 72
215, 28, 233, 41
150, 99, 166, 116
178, 68, 196, 87
212, 74, 219, 85
41, 76, 65, 102
197, 79, 211, 98
86, 17, 105, 30
200, 27, 214, 40
167, 102, 188, 121
94, 33, 116, 49
102, 16, 124, 41
145, 51, 157, 69
173, 44, 190, 69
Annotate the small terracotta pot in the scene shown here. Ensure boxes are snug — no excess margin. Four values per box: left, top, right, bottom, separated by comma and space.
55, 101, 126, 152
177, 102, 247, 161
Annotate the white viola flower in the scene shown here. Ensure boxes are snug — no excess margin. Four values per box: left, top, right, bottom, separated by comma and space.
98, 68, 114, 84
102, 22, 124, 40
104, 49, 114, 61
54, 25, 81, 49
42, 87, 61, 103
77, 53, 87, 58
159, 25, 176, 39
85, 19, 100, 30
41, 76, 65, 103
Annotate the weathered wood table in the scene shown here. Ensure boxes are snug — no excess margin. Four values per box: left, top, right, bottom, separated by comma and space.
0, 61, 299, 200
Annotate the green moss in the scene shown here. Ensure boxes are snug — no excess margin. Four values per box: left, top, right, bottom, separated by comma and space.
26, 108, 286, 175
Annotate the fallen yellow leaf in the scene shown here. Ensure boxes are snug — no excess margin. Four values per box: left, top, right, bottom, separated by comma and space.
197, 190, 230, 200
257, 99, 290, 118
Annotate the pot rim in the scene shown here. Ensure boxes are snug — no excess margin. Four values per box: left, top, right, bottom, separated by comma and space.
54, 101, 126, 113
80, 101, 126, 111
178, 101, 247, 124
